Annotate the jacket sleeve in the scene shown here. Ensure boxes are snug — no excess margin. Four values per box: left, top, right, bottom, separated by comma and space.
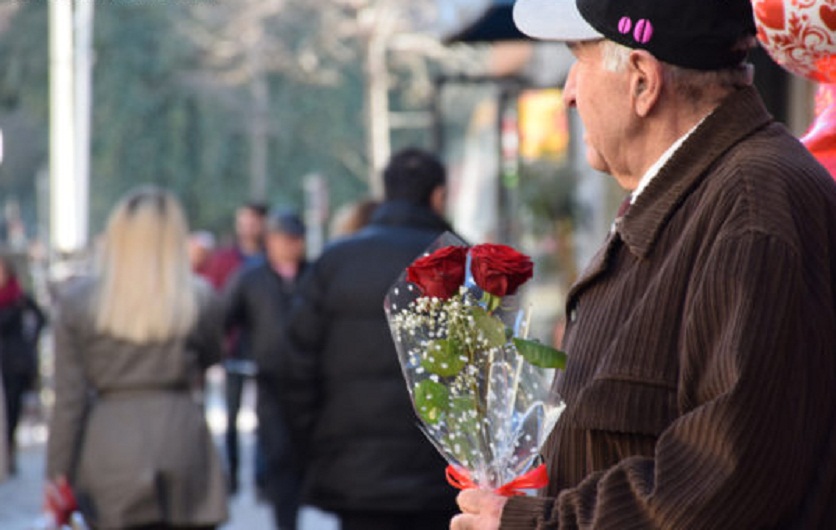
279, 260, 327, 455
46, 298, 90, 481
502, 232, 834, 528
27, 293, 47, 326
189, 280, 225, 370
0, 305, 17, 332
23, 293, 48, 342
222, 268, 247, 332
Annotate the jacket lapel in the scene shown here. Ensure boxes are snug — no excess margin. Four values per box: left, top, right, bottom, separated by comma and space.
565, 230, 623, 305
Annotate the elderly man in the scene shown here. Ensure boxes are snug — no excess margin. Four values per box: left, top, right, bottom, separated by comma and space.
224, 210, 308, 529
451, 0, 836, 529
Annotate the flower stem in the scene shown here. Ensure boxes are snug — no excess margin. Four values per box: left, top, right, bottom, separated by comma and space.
460, 326, 493, 485
484, 293, 501, 313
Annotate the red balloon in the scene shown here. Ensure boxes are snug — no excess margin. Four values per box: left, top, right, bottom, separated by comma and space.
802, 84, 836, 178
753, 1, 836, 177
753, 0, 836, 83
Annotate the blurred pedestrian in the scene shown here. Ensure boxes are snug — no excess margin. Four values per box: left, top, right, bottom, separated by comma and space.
46, 186, 228, 529
188, 230, 216, 279
0, 254, 46, 476
328, 198, 379, 239
203, 202, 267, 291
187, 230, 217, 398
282, 147, 458, 530
203, 201, 267, 494
224, 210, 308, 530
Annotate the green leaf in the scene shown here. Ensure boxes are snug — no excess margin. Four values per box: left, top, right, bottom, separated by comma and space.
444, 395, 479, 458
470, 307, 508, 348
513, 338, 567, 369
448, 395, 478, 428
422, 339, 466, 377
413, 379, 450, 425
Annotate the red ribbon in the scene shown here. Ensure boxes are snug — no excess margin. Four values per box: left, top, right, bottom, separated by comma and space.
445, 463, 549, 497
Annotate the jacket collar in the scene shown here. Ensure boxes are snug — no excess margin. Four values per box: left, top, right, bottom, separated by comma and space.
619, 86, 774, 258
369, 200, 452, 233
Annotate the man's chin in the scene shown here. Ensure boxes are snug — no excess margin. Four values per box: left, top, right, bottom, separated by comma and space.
584, 151, 610, 175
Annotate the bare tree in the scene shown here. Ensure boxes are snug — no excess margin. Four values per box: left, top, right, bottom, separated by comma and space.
179, 0, 368, 197
179, 0, 482, 197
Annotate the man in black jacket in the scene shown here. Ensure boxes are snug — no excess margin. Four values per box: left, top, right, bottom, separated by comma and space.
282, 148, 458, 530
224, 210, 308, 530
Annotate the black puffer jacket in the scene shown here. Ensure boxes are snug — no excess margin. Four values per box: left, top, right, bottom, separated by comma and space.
282, 200, 458, 514
0, 294, 47, 386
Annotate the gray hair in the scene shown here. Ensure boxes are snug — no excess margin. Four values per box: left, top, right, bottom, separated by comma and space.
600, 39, 755, 106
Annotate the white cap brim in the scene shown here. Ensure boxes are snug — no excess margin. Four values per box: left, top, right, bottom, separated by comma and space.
513, 0, 602, 41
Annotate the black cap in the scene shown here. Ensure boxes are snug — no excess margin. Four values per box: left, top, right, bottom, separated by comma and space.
267, 210, 305, 237
514, 0, 757, 70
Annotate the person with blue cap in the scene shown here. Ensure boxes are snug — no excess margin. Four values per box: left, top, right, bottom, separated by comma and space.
451, 0, 836, 528
223, 209, 308, 529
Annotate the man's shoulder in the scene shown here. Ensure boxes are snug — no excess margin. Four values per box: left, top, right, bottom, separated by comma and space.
321, 224, 446, 258
233, 261, 273, 288
725, 123, 835, 197
699, 124, 836, 244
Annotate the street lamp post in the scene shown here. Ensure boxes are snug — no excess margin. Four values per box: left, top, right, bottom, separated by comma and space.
48, 0, 93, 276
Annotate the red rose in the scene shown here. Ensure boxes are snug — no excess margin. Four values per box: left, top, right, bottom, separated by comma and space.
469, 243, 533, 297
406, 245, 468, 299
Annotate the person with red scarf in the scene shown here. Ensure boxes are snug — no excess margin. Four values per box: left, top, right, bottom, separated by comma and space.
0, 255, 46, 475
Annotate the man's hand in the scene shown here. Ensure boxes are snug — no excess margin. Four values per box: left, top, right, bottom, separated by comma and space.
450, 488, 508, 530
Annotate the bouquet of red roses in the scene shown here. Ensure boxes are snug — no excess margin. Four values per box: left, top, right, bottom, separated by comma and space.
384, 232, 566, 494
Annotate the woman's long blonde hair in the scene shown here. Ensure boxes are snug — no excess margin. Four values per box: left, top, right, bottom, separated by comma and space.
93, 186, 199, 343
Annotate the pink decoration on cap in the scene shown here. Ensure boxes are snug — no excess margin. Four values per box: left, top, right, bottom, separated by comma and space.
634, 19, 653, 44
618, 16, 632, 34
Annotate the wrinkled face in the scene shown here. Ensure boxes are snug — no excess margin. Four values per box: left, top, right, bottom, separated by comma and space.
563, 40, 632, 177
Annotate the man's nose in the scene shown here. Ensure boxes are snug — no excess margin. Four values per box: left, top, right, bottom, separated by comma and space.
562, 63, 578, 108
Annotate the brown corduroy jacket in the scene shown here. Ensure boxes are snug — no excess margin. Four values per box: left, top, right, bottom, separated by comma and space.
502, 87, 836, 529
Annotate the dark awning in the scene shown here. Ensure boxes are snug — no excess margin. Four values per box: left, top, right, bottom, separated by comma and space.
444, 0, 532, 44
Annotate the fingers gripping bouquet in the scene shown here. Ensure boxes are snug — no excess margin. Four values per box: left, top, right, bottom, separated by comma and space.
384, 233, 566, 495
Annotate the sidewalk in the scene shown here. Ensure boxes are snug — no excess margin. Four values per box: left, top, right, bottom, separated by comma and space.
0, 434, 339, 530
220, 430, 340, 530
206, 368, 340, 529
0, 443, 47, 529
0, 369, 340, 530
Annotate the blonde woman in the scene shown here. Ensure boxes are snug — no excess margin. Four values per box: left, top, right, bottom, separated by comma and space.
46, 187, 227, 529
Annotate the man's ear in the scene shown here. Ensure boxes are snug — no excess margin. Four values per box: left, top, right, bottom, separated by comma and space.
628, 50, 663, 117
430, 185, 447, 216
